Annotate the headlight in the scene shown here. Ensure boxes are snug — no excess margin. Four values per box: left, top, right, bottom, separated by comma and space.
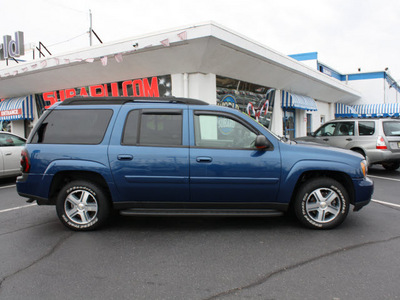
361, 160, 368, 177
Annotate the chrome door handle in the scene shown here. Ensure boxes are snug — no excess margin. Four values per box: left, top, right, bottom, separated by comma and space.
196, 156, 212, 163
117, 154, 133, 161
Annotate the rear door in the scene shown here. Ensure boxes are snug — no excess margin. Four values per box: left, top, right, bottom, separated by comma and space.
189, 110, 281, 203
327, 121, 355, 149
108, 105, 190, 203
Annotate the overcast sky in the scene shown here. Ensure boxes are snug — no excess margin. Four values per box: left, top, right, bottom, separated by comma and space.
2, 0, 400, 80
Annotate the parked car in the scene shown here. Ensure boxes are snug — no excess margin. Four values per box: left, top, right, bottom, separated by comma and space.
296, 118, 400, 170
0, 132, 26, 178
17, 97, 373, 231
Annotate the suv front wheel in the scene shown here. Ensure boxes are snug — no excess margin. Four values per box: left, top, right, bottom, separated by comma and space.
56, 180, 110, 231
294, 178, 349, 229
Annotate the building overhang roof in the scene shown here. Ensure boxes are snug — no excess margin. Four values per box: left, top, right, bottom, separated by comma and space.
0, 22, 360, 103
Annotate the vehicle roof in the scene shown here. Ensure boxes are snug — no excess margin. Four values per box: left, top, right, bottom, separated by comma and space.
60, 96, 209, 106
333, 118, 400, 122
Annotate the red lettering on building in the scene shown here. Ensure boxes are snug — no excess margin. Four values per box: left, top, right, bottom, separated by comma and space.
90, 85, 105, 97
43, 92, 58, 109
41, 76, 167, 109
132, 80, 144, 96
80, 87, 89, 97
65, 89, 76, 99
110, 82, 119, 97
59, 90, 66, 102
122, 80, 132, 97
143, 77, 159, 97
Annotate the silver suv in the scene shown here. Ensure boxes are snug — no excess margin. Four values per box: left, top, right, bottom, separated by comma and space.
296, 118, 400, 170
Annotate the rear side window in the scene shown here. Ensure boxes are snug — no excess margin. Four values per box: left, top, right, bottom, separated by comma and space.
359, 121, 375, 136
31, 109, 113, 144
336, 122, 354, 136
122, 109, 182, 146
383, 121, 400, 136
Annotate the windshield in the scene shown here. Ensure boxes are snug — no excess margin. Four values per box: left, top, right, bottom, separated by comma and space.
383, 121, 400, 136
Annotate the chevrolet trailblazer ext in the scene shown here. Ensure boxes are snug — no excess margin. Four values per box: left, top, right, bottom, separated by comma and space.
17, 97, 373, 231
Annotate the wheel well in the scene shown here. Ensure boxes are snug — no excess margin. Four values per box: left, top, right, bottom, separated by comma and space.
48, 171, 111, 205
289, 171, 355, 209
350, 147, 365, 157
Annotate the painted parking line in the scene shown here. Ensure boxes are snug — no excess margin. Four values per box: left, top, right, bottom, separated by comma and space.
0, 184, 16, 190
368, 175, 400, 182
0, 203, 36, 214
372, 199, 400, 209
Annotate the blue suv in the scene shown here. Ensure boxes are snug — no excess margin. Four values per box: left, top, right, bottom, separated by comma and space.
17, 97, 373, 230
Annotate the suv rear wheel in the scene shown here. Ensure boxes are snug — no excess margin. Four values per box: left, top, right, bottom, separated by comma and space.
382, 162, 400, 171
56, 180, 110, 231
294, 178, 349, 229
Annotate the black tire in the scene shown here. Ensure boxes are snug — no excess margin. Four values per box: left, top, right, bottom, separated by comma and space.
294, 178, 349, 229
382, 162, 400, 171
56, 180, 111, 231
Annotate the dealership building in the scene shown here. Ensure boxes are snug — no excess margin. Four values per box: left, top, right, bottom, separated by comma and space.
1, 22, 399, 139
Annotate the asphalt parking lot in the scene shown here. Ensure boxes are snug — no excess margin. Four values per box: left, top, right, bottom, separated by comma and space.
0, 166, 399, 300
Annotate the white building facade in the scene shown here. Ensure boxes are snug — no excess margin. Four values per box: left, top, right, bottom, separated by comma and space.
2, 22, 394, 139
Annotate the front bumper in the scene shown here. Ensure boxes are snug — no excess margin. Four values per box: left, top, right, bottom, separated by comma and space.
352, 176, 374, 211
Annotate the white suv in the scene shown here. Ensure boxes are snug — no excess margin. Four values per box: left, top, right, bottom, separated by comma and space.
296, 118, 400, 170
0, 132, 26, 178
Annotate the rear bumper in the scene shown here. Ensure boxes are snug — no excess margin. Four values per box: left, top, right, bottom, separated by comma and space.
352, 176, 374, 211
367, 149, 400, 164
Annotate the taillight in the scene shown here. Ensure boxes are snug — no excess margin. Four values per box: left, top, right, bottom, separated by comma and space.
20, 149, 30, 173
376, 136, 387, 150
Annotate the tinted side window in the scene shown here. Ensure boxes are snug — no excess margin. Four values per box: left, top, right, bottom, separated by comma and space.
383, 121, 400, 136
122, 110, 183, 146
31, 109, 113, 144
359, 121, 375, 136
122, 110, 139, 145
336, 122, 354, 136
194, 113, 257, 149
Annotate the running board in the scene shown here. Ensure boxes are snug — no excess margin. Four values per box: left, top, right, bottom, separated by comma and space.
119, 208, 284, 217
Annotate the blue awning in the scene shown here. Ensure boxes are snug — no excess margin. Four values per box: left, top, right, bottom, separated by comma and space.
335, 103, 358, 118
335, 103, 400, 118
281, 91, 317, 111
0, 95, 34, 121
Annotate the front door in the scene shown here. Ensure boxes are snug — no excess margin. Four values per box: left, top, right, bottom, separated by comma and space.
189, 110, 281, 203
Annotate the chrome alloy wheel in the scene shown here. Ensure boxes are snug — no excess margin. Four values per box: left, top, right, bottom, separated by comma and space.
305, 187, 341, 223
64, 189, 98, 225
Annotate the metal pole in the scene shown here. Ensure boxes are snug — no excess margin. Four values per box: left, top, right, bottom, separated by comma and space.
89, 9, 92, 46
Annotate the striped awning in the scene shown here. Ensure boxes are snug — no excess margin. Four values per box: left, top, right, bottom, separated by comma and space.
335, 103, 400, 118
0, 95, 34, 121
281, 91, 317, 111
335, 103, 358, 118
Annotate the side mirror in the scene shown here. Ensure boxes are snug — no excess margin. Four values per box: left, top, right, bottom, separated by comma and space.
254, 135, 271, 150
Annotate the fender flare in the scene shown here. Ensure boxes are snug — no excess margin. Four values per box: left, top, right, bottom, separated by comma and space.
278, 159, 359, 204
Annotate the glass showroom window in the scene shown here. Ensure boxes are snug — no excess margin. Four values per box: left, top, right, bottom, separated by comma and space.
216, 76, 275, 130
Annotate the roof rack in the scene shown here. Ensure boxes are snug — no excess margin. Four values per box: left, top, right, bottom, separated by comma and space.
60, 96, 209, 106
